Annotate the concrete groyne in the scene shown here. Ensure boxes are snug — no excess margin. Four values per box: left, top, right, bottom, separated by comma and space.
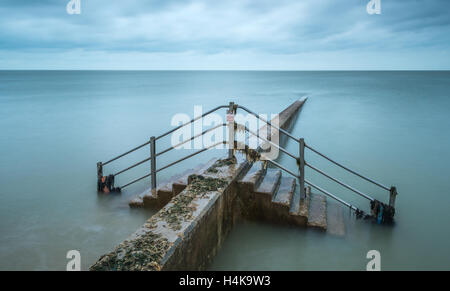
90, 98, 307, 271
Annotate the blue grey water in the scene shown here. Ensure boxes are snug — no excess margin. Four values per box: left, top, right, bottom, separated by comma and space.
0, 71, 449, 270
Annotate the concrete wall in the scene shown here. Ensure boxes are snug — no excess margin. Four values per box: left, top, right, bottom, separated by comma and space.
90, 98, 306, 271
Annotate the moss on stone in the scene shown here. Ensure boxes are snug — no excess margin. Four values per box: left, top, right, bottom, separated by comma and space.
158, 174, 228, 231
90, 230, 171, 271
206, 157, 236, 173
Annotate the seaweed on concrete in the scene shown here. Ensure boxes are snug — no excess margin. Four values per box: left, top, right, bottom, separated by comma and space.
158, 174, 228, 231
205, 157, 237, 173
90, 230, 172, 271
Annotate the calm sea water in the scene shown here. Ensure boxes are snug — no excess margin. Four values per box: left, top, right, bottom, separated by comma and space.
0, 71, 449, 270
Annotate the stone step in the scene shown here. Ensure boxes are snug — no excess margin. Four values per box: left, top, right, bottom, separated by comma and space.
238, 161, 266, 191
289, 184, 310, 216
272, 177, 296, 208
327, 202, 346, 237
172, 168, 203, 196
307, 193, 327, 230
289, 183, 300, 215
170, 158, 219, 195
255, 169, 281, 197
298, 186, 311, 217
129, 159, 217, 208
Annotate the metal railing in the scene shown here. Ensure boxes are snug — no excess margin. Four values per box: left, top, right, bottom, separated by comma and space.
96, 101, 397, 220
96, 102, 303, 192
97, 104, 228, 191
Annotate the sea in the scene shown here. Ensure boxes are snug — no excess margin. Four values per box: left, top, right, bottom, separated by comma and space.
0, 70, 449, 270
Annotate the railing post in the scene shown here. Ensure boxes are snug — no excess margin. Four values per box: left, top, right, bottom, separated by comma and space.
150, 136, 156, 191
299, 138, 306, 200
227, 102, 235, 159
96, 162, 103, 191
389, 186, 397, 208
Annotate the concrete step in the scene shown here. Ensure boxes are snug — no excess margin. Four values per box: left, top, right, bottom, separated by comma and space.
255, 169, 282, 197
172, 167, 203, 196
171, 158, 219, 195
238, 161, 266, 192
327, 202, 346, 237
307, 193, 327, 230
129, 169, 191, 208
272, 177, 296, 208
298, 186, 311, 217
289, 184, 310, 216
129, 159, 217, 208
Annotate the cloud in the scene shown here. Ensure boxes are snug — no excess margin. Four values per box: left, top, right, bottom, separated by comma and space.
0, 0, 449, 69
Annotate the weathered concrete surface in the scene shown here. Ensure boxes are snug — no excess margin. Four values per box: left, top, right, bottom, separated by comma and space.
290, 185, 310, 226
238, 168, 308, 226
255, 97, 307, 152
90, 98, 308, 271
129, 159, 217, 209
327, 202, 346, 237
273, 177, 296, 207
91, 156, 249, 271
307, 193, 327, 230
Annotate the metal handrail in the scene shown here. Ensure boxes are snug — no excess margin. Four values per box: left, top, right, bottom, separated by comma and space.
103, 141, 150, 166
120, 172, 152, 189
265, 159, 361, 212
155, 105, 228, 141
97, 101, 396, 218
114, 157, 151, 177
305, 143, 390, 191
112, 124, 226, 177
305, 179, 359, 212
156, 123, 226, 157
120, 140, 226, 189
237, 124, 299, 161
100, 105, 228, 166
156, 141, 226, 174
237, 105, 299, 144
267, 160, 300, 179
305, 162, 375, 202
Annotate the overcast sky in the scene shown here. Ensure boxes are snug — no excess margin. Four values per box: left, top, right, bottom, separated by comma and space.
0, 0, 449, 70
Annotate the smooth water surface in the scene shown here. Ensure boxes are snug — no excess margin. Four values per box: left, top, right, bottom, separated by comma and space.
0, 71, 449, 270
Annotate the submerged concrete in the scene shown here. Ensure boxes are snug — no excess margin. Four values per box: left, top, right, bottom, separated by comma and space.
91, 157, 248, 271
90, 98, 310, 271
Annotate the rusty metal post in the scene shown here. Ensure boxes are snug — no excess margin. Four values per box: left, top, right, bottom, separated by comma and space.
389, 186, 397, 208
227, 102, 235, 159
96, 162, 103, 191
150, 136, 156, 191
299, 138, 306, 200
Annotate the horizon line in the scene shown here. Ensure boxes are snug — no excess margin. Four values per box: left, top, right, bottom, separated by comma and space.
1, 69, 449, 72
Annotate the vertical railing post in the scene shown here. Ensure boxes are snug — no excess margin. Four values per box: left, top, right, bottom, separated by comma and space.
389, 186, 397, 208
299, 138, 306, 200
96, 162, 103, 191
227, 102, 235, 159
150, 136, 156, 191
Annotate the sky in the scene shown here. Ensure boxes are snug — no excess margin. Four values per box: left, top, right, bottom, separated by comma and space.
0, 0, 449, 70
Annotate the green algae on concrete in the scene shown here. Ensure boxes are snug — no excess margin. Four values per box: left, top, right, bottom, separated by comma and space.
90, 157, 241, 271
159, 175, 228, 231
205, 157, 237, 174
90, 229, 171, 271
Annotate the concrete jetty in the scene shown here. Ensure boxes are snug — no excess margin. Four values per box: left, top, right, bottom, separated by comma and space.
90, 98, 347, 271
